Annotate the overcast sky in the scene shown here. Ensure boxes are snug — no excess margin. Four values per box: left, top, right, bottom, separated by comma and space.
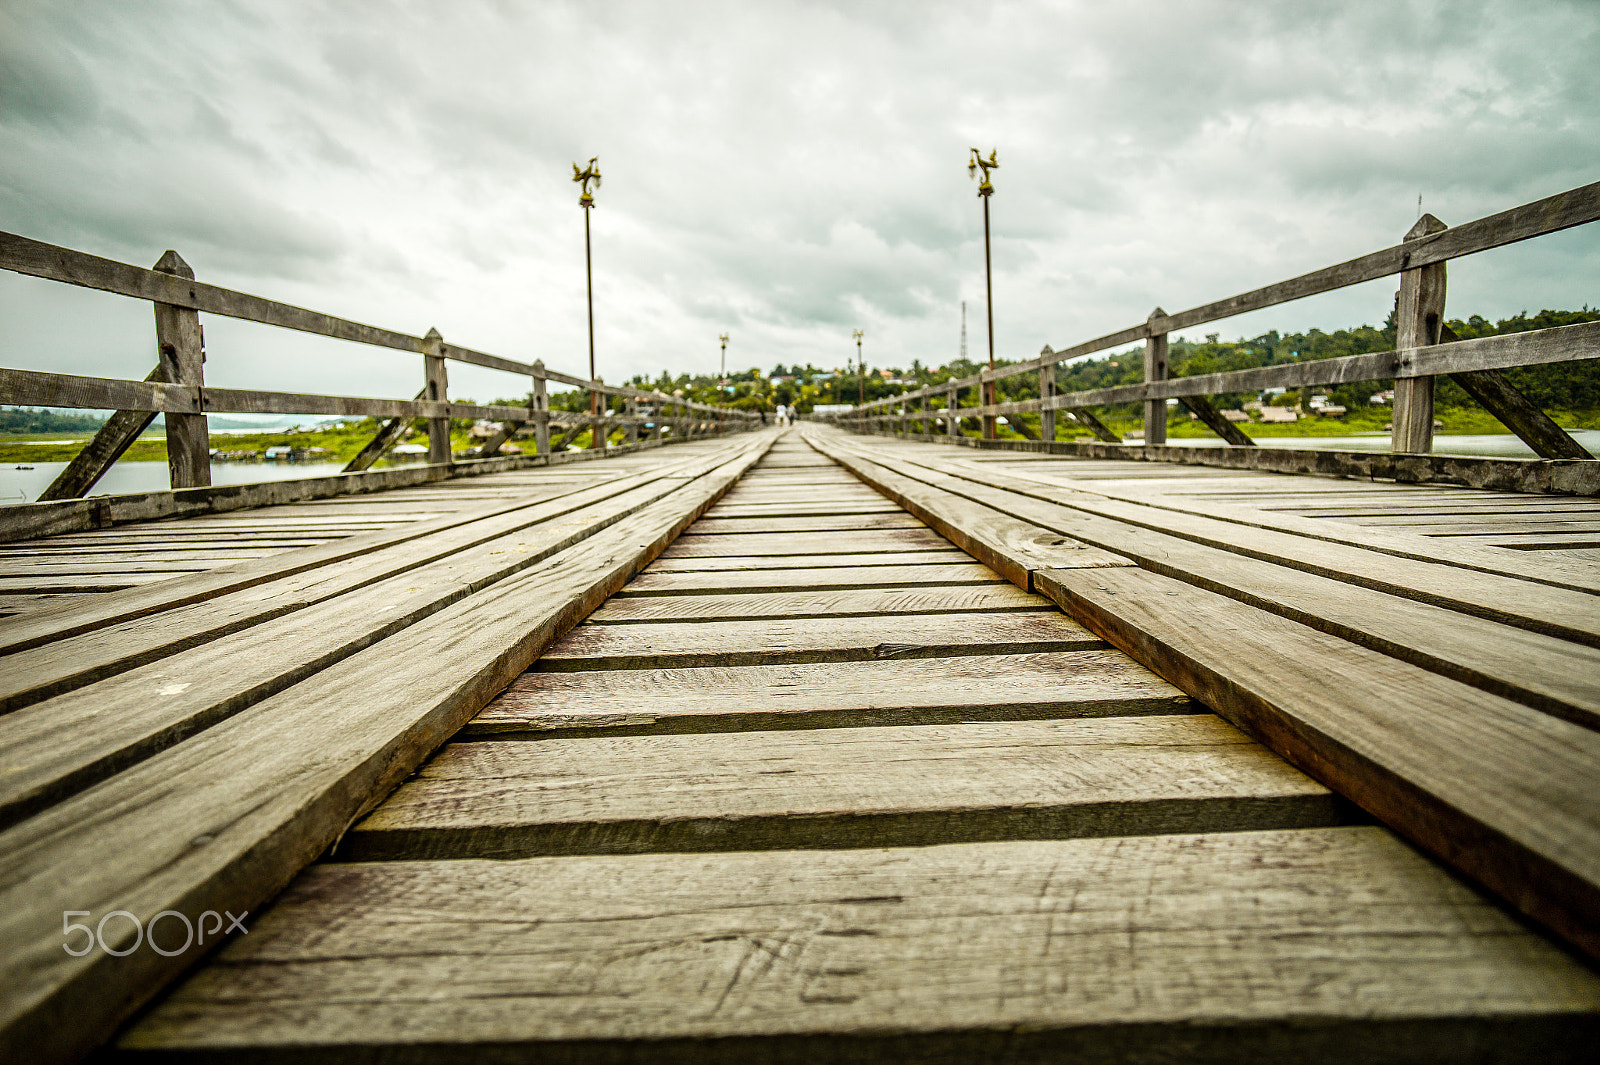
1, 0, 1596, 404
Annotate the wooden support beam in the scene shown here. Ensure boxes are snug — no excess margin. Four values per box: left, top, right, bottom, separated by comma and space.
36, 364, 168, 500
1448, 367, 1591, 459
152, 251, 209, 489
947, 387, 959, 438
1067, 408, 1121, 444
1432, 325, 1594, 459
342, 388, 427, 473
1039, 356, 1056, 442
1143, 308, 1169, 446
1179, 394, 1256, 446
531, 363, 551, 456
1392, 215, 1449, 454
422, 328, 450, 464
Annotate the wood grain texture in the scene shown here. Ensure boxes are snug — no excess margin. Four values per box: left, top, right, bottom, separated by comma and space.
347, 715, 1341, 860
615, 562, 1002, 596
680, 513, 926, 535
1035, 565, 1600, 961
0, 438, 775, 1064
644, 549, 974, 572
467, 649, 1195, 737
806, 435, 1132, 587
830, 436, 1600, 639
661, 528, 954, 557
123, 830, 1600, 1062
810, 436, 1600, 725
537, 610, 1104, 670
0, 457, 736, 712
584, 583, 1047, 624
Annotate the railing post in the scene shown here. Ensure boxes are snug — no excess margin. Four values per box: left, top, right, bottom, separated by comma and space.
1392, 214, 1448, 454
152, 250, 210, 489
422, 327, 450, 464
921, 393, 930, 436
947, 385, 959, 437
625, 395, 638, 444
590, 378, 605, 449
1143, 307, 1169, 447
1039, 353, 1057, 444
531, 361, 550, 456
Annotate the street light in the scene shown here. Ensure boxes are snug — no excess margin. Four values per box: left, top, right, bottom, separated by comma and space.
573, 156, 602, 447
719, 332, 730, 393
853, 329, 865, 406
968, 148, 998, 439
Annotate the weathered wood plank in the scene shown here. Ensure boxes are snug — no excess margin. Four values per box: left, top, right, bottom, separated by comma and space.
0, 437, 772, 1065
679, 513, 926, 535
830, 437, 1600, 636
584, 584, 1048, 625
1036, 564, 1600, 961
644, 549, 974, 572
806, 435, 1133, 587
0, 447, 742, 657
123, 830, 1600, 1061
467, 650, 1195, 737
812, 435, 1600, 724
0, 445, 759, 713
347, 715, 1341, 860
661, 528, 953, 557
615, 562, 1003, 596
536, 610, 1104, 671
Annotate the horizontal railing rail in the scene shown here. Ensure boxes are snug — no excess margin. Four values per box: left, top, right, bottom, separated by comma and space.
0, 235, 757, 499
823, 180, 1600, 462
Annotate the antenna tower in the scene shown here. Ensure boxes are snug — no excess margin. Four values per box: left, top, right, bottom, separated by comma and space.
960, 300, 967, 362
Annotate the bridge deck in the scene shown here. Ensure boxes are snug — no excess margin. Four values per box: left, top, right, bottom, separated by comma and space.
3, 429, 1599, 1061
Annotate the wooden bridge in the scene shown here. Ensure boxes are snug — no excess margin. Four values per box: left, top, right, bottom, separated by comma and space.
2, 183, 1600, 1062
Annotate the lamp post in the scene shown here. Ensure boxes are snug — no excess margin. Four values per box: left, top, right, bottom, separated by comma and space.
719, 333, 730, 394
573, 157, 602, 447
853, 329, 865, 407
968, 148, 998, 439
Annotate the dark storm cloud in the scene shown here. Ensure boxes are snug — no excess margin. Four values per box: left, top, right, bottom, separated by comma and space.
0, 0, 1595, 397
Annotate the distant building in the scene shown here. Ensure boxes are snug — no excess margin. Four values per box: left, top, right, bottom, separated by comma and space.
1259, 406, 1298, 423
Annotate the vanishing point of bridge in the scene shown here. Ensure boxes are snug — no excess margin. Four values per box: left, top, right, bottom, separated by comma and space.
1, 183, 1599, 1062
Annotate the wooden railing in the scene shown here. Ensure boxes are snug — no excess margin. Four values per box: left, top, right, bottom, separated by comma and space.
0, 234, 758, 500
821, 181, 1600, 463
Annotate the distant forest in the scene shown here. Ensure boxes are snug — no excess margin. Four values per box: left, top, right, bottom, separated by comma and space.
0, 407, 110, 433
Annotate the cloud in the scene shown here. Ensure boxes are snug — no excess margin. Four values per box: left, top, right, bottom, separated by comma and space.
0, 0, 1594, 401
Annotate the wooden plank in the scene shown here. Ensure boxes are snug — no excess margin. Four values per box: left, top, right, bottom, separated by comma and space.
834, 437, 1600, 629
0, 467, 780, 827
661, 528, 953, 557
467, 649, 1196, 737
0, 447, 739, 656
536, 610, 1105, 671
844, 427, 1600, 498
1036, 564, 1600, 961
0, 447, 756, 713
677, 514, 925, 535
123, 830, 1600, 1061
645, 549, 973, 572
0, 437, 772, 1064
346, 715, 1341, 860
616, 562, 1003, 596
806, 435, 1133, 587
584, 584, 1048, 625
